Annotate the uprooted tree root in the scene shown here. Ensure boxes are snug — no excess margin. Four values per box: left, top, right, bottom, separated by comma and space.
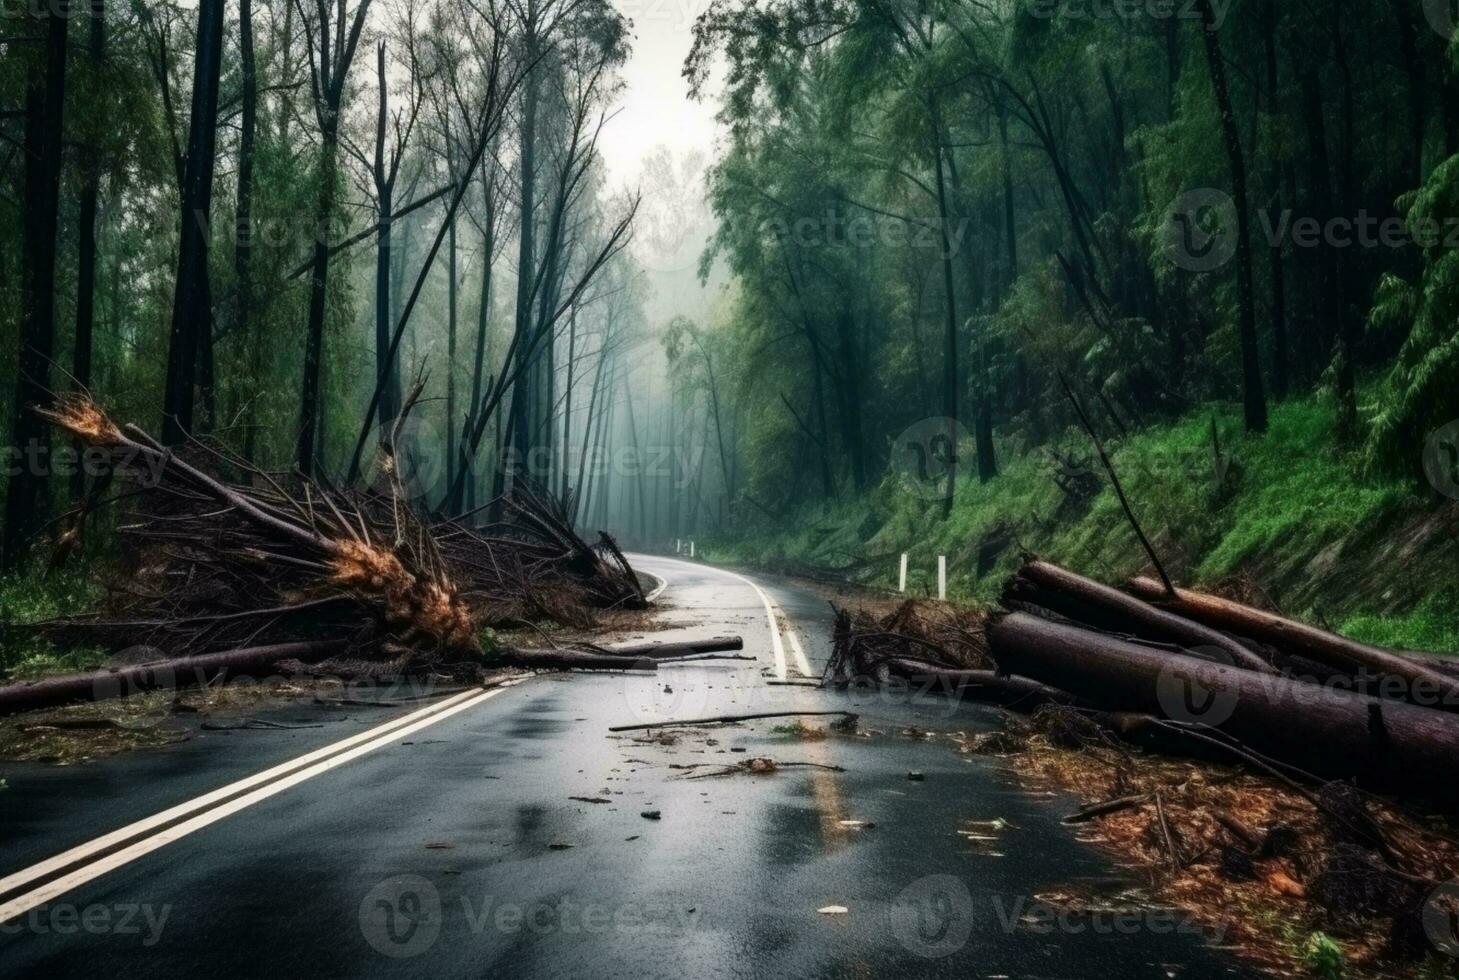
0, 396, 651, 713
985, 708, 1459, 978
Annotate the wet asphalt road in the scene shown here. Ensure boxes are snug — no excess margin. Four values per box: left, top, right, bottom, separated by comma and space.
0, 555, 1253, 979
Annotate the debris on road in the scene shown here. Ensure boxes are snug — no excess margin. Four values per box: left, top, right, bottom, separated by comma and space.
684, 757, 846, 780
609, 710, 857, 733
829, 555, 1459, 976
0, 396, 661, 717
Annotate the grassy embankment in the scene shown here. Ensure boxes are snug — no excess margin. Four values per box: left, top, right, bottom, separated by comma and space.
703, 392, 1459, 656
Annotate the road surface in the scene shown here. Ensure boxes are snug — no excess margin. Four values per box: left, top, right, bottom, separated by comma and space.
0, 555, 1251, 978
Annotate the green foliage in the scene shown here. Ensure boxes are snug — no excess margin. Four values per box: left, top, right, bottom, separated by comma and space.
0, 570, 106, 677
1299, 931, 1346, 980
1364, 153, 1459, 485
707, 387, 1453, 653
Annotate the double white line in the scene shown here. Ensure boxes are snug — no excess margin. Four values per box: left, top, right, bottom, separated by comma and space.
0, 680, 522, 926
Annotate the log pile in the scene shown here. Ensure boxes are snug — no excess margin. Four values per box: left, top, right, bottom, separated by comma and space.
0, 396, 657, 714
834, 557, 1459, 807
832, 557, 1459, 967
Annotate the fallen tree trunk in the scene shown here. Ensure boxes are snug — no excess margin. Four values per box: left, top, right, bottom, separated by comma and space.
0, 640, 349, 716
498, 649, 657, 671
1008, 561, 1275, 673
602, 636, 743, 658
988, 612, 1459, 804
883, 658, 1076, 709
1127, 577, 1459, 710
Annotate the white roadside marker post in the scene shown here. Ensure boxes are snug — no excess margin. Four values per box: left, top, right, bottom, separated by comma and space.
937, 556, 947, 600
898, 553, 908, 593
675, 538, 681, 554
690, 540, 695, 558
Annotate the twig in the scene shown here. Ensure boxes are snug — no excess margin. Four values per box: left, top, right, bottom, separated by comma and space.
1062, 793, 1149, 824
608, 711, 857, 733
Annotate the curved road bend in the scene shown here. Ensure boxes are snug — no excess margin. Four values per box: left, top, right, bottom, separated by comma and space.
0, 554, 1251, 978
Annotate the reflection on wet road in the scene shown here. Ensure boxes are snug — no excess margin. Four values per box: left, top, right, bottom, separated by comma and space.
0, 555, 1247, 979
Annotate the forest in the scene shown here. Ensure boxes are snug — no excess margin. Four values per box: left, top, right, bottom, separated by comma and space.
685, 0, 1459, 502
0, 0, 1458, 632
6, 3, 1459, 975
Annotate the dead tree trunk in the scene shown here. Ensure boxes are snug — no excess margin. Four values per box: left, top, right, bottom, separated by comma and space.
1005, 560, 1276, 673
1125, 577, 1459, 704
2, 0, 71, 569
0, 640, 348, 716
163, 0, 225, 445
989, 613, 1459, 802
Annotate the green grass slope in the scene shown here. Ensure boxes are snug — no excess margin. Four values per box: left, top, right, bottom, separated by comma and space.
704, 393, 1459, 655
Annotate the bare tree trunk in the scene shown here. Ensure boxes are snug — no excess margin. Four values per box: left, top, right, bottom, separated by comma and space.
560, 307, 577, 501
1198, 0, 1267, 434
1329, 4, 1360, 444
297, 0, 373, 474
461, 154, 497, 514
508, 17, 540, 481
372, 42, 401, 432
73, 0, 107, 497
1259, 0, 1288, 402
163, 0, 225, 445
573, 322, 612, 525
298, 127, 342, 474
446, 138, 459, 499
2, 0, 71, 569
944, 137, 996, 484
623, 370, 647, 540
929, 94, 961, 514
238, 0, 260, 462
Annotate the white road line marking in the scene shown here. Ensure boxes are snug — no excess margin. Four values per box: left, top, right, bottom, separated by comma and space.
643, 571, 668, 603
637, 555, 815, 679
0, 682, 521, 919
0, 685, 486, 900
783, 627, 814, 678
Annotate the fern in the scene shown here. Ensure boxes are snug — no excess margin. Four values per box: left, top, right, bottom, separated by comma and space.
1363, 154, 1459, 485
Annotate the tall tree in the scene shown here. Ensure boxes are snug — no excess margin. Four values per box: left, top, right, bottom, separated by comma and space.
163, 0, 225, 444
2, 0, 72, 569
1198, 0, 1267, 434
294, 0, 373, 474
72, 0, 107, 497
237, 0, 259, 460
